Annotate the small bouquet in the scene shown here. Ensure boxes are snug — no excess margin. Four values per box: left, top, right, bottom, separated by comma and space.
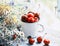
0, 5, 11, 22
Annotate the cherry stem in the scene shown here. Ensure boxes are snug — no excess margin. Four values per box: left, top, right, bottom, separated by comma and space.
42, 33, 47, 39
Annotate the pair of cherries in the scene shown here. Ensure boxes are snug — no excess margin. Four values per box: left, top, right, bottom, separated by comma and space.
28, 36, 50, 45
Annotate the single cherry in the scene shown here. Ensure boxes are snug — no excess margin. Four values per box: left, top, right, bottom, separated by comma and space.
21, 15, 28, 22
43, 39, 50, 45
34, 13, 40, 19
29, 38, 35, 45
27, 17, 35, 23
13, 34, 17, 40
34, 17, 39, 22
37, 36, 42, 43
27, 13, 34, 18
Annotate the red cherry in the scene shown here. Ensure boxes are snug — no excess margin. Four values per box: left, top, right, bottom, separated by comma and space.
21, 15, 28, 22
29, 38, 35, 45
27, 13, 34, 17
37, 36, 42, 43
34, 17, 39, 22
34, 13, 40, 19
27, 17, 35, 23
13, 34, 17, 40
43, 39, 50, 45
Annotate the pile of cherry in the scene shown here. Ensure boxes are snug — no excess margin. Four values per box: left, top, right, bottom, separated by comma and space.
27, 36, 50, 46
21, 11, 40, 23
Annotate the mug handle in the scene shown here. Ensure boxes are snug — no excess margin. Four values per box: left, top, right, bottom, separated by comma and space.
37, 24, 44, 32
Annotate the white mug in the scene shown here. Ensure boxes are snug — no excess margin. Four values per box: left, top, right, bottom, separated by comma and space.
21, 21, 44, 37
